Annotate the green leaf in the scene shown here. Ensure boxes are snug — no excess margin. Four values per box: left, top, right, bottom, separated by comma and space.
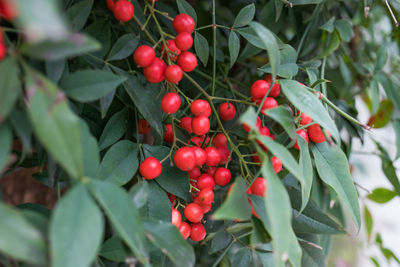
292, 0, 322, 5
124, 75, 163, 139
367, 188, 396, 204
213, 177, 251, 221
231, 247, 253, 266
335, 19, 353, 42
0, 57, 20, 123
20, 34, 101, 61
311, 142, 361, 229
50, 185, 104, 267
228, 31, 240, 68
176, 0, 197, 25
375, 45, 388, 71
210, 230, 232, 254
194, 32, 209, 67
100, 236, 129, 262
90, 180, 148, 262
261, 161, 302, 267
259, 44, 298, 79
99, 140, 139, 186
320, 17, 335, 33
61, 70, 126, 102
299, 235, 325, 267
142, 145, 191, 201
364, 206, 373, 241
369, 79, 380, 115
280, 80, 340, 144
79, 119, 100, 177
108, 33, 139, 61
142, 181, 171, 221
367, 99, 393, 128
0, 124, 12, 172
25, 67, 83, 179
320, 31, 340, 57
144, 220, 195, 267
233, 4, 255, 28
130, 180, 149, 209
265, 106, 296, 139
394, 119, 400, 159
98, 109, 127, 151
66, 0, 93, 31
297, 137, 313, 212
377, 143, 400, 197
0, 202, 47, 266
249, 22, 280, 79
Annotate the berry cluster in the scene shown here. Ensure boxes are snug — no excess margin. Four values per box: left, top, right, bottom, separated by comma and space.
107, 0, 135, 22
133, 13, 197, 84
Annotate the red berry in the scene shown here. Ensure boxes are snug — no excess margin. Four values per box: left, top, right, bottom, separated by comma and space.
113, 0, 134, 22
252, 151, 261, 163
165, 65, 183, 84
243, 117, 261, 132
161, 92, 181, 114
251, 80, 269, 100
177, 51, 197, 72
191, 146, 207, 167
143, 58, 166, 83
190, 99, 211, 117
175, 32, 193, 51
192, 115, 210, 135
271, 156, 282, 173
164, 124, 174, 143
264, 74, 280, 97
0, 0, 18, 20
212, 133, 227, 148
216, 146, 230, 165
179, 116, 193, 133
184, 203, 203, 223
205, 166, 216, 176
205, 147, 220, 166
138, 119, 150, 134
214, 167, 231, 186
200, 203, 212, 213
260, 97, 278, 115
190, 223, 206, 241
260, 127, 270, 137
139, 157, 162, 179
190, 135, 210, 147
179, 221, 191, 239
198, 188, 214, 205
173, 14, 195, 33
106, 0, 115, 11
0, 42, 6, 60
174, 147, 196, 171
218, 102, 236, 121
250, 177, 267, 197
161, 39, 181, 61
293, 129, 309, 149
188, 167, 201, 180
168, 193, 176, 204
308, 124, 326, 143
172, 208, 182, 228
197, 174, 215, 189
299, 112, 312, 125
133, 45, 155, 68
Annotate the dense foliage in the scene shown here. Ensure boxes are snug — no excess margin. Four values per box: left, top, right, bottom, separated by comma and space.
1, 0, 400, 266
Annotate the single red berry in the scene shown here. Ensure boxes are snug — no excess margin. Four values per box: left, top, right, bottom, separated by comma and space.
184, 203, 203, 223
168, 193, 176, 205
217, 146, 230, 165
143, 58, 166, 83
133, 45, 155, 68
212, 133, 227, 148
260, 97, 278, 115
293, 129, 309, 149
188, 167, 201, 180
190, 223, 206, 241
165, 65, 183, 84
308, 124, 326, 143
174, 147, 196, 171
0, 0, 18, 20
177, 51, 197, 72
256, 126, 270, 150
200, 203, 212, 213
271, 156, 282, 173
205, 147, 221, 166
191, 146, 207, 167
243, 116, 261, 132
172, 208, 182, 228
0, 42, 6, 60
190, 99, 211, 117
106, 0, 115, 11
139, 157, 162, 179
192, 115, 210, 136
214, 167, 231, 186
218, 102, 236, 121
299, 112, 312, 125
252, 151, 261, 163
175, 32, 193, 51
161, 39, 181, 61
198, 188, 214, 205
179, 116, 193, 133
250, 177, 267, 197
190, 136, 210, 147
113, 0, 134, 22
197, 174, 215, 189
138, 119, 150, 134
179, 221, 191, 239
173, 14, 195, 33
205, 166, 216, 176
251, 80, 269, 100
164, 124, 174, 143
264, 74, 280, 97
161, 92, 181, 114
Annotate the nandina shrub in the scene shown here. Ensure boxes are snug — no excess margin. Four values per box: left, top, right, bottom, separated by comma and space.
0, 0, 400, 266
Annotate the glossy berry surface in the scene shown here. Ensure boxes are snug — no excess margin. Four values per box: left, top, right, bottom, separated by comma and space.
197, 188, 214, 205
190, 223, 206, 241
191, 146, 207, 167
175, 32, 193, 51
188, 167, 201, 180
251, 80, 269, 100
190, 99, 211, 117
173, 13, 195, 33
106, 0, 115, 11
177, 51, 197, 72
192, 115, 210, 136
172, 208, 182, 228
205, 147, 221, 166
184, 203, 203, 223
260, 97, 278, 115
165, 65, 183, 84
164, 124, 174, 143
212, 133, 227, 148
161, 39, 181, 61
179, 116, 193, 133
113, 0, 134, 22
308, 124, 326, 143
133, 45, 155, 68
299, 112, 312, 125
250, 177, 267, 197
143, 58, 166, 83
264, 74, 280, 97
217, 146, 230, 165
293, 129, 309, 149
214, 167, 231, 186
174, 147, 196, 171
138, 119, 150, 134
271, 156, 282, 173
139, 157, 162, 179
197, 174, 215, 189
179, 222, 191, 239
218, 102, 236, 121
161, 92, 181, 114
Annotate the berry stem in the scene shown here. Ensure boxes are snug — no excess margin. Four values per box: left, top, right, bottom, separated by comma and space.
211, 0, 217, 96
